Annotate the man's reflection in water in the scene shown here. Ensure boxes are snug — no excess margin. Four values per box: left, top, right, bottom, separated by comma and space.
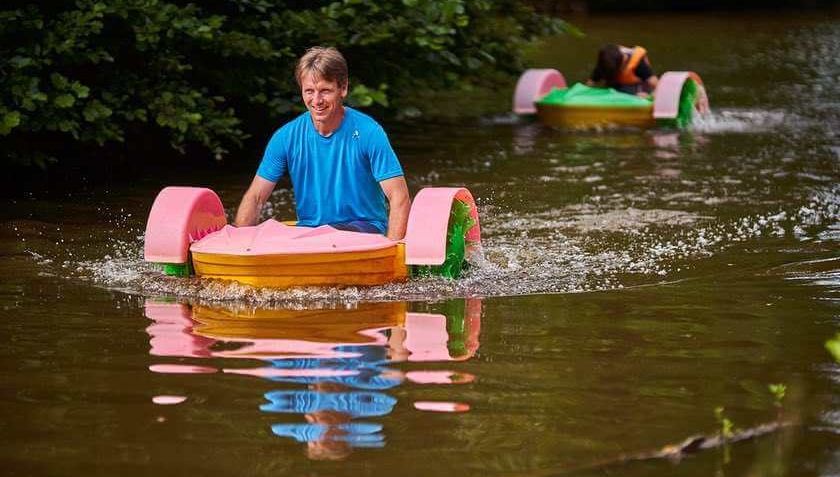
259, 339, 404, 459
144, 299, 480, 461
265, 381, 397, 460
256, 303, 480, 459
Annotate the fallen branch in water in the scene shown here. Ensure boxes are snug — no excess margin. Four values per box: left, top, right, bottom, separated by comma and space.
619, 420, 797, 462
517, 419, 799, 477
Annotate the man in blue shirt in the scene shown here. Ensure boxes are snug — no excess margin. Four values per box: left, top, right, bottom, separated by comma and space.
234, 47, 410, 240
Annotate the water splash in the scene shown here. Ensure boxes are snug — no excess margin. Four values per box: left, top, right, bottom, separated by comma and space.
690, 108, 792, 134
44, 185, 836, 306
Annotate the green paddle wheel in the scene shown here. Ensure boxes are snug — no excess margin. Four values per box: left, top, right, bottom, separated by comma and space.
411, 199, 477, 279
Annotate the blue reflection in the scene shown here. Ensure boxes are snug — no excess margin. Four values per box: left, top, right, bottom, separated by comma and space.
270, 422, 386, 447
265, 344, 403, 390
261, 342, 400, 454
262, 389, 397, 417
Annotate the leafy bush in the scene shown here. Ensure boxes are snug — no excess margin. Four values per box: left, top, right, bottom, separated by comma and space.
1, 1, 569, 169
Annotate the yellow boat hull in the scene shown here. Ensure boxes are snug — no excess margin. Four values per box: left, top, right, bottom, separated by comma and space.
192, 243, 408, 288
536, 104, 655, 129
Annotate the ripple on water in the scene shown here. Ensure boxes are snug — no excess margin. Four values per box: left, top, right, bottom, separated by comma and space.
23, 184, 835, 305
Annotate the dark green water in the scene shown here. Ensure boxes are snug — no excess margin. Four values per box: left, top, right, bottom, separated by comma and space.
2, 11, 840, 477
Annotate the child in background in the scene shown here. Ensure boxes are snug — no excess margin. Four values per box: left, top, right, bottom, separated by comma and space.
587, 44, 659, 96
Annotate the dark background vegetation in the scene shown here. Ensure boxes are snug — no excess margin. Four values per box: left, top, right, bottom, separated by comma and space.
1, 0, 567, 195
2, 0, 837, 196
532, 0, 838, 13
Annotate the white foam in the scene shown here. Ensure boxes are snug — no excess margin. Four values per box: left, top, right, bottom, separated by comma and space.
34, 185, 840, 306
690, 109, 792, 134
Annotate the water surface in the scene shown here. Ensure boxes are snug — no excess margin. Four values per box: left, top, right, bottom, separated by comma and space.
2, 11, 840, 477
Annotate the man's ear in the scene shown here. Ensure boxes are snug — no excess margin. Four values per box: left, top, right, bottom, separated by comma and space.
341, 82, 349, 100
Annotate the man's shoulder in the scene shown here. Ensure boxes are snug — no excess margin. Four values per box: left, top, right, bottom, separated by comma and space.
272, 112, 310, 137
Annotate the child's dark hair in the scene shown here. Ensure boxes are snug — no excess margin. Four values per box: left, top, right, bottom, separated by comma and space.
594, 44, 623, 83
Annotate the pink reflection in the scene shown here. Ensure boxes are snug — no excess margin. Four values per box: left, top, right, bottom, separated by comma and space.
152, 395, 187, 405
651, 132, 679, 148
143, 299, 482, 364
405, 370, 476, 384
224, 367, 359, 379
149, 364, 217, 374
210, 340, 367, 361
655, 166, 682, 178
403, 313, 451, 361
402, 300, 481, 362
145, 302, 216, 358
413, 401, 471, 413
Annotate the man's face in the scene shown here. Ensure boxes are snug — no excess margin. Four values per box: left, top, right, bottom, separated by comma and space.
300, 72, 347, 133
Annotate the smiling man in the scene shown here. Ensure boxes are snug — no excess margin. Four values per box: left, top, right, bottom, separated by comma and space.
234, 47, 411, 240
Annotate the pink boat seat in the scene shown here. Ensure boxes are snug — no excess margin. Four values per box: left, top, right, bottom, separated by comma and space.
190, 220, 396, 255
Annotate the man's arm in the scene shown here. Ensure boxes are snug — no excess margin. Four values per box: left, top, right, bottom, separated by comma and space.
234, 175, 277, 226
380, 176, 410, 241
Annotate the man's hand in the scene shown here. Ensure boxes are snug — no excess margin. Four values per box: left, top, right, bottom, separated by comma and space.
380, 176, 410, 241
234, 175, 277, 227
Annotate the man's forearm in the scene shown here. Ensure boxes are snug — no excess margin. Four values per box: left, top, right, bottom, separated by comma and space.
380, 176, 411, 241
386, 195, 410, 241
234, 176, 277, 227
234, 195, 262, 227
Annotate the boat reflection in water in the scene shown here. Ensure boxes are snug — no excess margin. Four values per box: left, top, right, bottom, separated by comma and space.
144, 298, 481, 460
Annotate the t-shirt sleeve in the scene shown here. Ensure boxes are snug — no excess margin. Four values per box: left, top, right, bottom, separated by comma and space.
366, 125, 403, 182
256, 129, 288, 182
634, 57, 653, 81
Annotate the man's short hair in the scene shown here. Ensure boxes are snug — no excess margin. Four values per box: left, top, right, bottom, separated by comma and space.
295, 47, 348, 88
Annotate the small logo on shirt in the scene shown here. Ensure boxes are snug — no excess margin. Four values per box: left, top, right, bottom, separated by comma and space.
352, 130, 360, 140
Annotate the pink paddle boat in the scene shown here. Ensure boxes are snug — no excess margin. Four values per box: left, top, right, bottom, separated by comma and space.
143, 186, 481, 288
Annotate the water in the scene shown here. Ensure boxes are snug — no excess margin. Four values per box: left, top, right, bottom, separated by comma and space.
2, 11, 840, 476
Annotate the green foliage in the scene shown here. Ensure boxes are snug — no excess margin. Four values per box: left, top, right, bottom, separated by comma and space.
1, 1, 250, 165
826, 333, 840, 362
768, 383, 786, 408
1, 1, 567, 169
347, 84, 389, 108
714, 406, 735, 439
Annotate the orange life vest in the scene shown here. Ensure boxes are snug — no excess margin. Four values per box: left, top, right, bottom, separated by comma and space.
615, 46, 648, 86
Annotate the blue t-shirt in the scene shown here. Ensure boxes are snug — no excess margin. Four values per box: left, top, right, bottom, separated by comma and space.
256, 107, 404, 234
